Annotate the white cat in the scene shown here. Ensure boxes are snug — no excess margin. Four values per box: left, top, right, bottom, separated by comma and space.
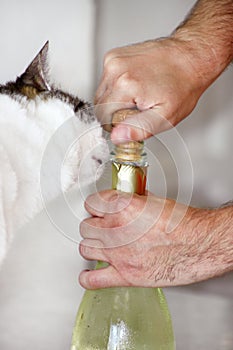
0, 42, 108, 264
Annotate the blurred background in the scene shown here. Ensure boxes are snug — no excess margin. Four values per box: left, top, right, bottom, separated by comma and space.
0, 0, 232, 349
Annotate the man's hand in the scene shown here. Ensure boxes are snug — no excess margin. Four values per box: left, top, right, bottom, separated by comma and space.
79, 190, 233, 289
95, 38, 205, 143
95, 0, 233, 143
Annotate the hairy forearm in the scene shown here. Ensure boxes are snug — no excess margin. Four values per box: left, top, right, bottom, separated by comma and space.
172, 204, 233, 285
172, 0, 233, 89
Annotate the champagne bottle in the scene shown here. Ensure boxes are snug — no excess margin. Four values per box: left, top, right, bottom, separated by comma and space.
71, 110, 175, 350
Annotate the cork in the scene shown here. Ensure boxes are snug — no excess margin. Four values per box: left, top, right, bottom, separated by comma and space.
111, 108, 139, 128
111, 108, 145, 163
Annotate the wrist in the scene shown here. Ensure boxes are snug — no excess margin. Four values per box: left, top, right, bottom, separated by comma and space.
169, 33, 221, 92
149, 35, 215, 102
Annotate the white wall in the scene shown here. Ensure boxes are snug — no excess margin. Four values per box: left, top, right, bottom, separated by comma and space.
0, 1, 232, 349
0, 0, 95, 99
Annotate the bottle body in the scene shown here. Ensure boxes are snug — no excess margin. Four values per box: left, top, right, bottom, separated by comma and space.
71, 138, 175, 349
71, 267, 174, 349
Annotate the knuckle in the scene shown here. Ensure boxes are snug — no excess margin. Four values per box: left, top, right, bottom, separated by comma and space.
112, 193, 134, 216
103, 48, 120, 65
79, 219, 92, 237
79, 221, 87, 236
100, 191, 125, 215
79, 240, 97, 258
79, 241, 88, 257
104, 52, 132, 77
103, 48, 114, 62
104, 58, 122, 75
115, 72, 137, 90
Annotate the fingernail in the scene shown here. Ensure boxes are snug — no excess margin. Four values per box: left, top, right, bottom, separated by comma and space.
111, 126, 132, 144
79, 270, 89, 288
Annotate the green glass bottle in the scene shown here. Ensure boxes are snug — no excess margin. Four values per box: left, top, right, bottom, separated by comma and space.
70, 110, 175, 350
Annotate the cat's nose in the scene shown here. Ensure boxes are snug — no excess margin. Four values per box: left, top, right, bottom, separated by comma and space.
92, 155, 103, 165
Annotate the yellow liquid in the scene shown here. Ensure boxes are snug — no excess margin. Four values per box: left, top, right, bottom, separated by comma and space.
71, 264, 175, 350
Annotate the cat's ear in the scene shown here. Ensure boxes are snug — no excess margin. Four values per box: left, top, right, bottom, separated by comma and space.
17, 41, 51, 92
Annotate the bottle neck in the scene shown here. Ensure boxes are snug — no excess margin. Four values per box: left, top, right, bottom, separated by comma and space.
111, 141, 148, 167
111, 141, 148, 195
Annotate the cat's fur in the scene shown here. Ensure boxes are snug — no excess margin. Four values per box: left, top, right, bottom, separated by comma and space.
0, 42, 108, 264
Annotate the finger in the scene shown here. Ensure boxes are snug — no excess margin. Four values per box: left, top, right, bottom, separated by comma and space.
84, 190, 134, 217
80, 217, 117, 240
111, 108, 172, 143
79, 264, 129, 289
94, 53, 133, 97
80, 218, 103, 239
94, 101, 136, 132
80, 221, 138, 249
95, 52, 133, 106
79, 239, 106, 261
94, 75, 140, 132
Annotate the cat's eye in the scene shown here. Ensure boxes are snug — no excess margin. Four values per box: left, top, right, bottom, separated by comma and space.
92, 155, 103, 165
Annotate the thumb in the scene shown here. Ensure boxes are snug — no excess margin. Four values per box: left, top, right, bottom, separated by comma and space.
79, 265, 128, 289
111, 108, 172, 143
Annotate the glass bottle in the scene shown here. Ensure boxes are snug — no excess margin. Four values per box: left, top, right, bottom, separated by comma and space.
70, 110, 175, 350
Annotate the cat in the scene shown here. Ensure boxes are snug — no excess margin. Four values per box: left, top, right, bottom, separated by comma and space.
0, 41, 108, 264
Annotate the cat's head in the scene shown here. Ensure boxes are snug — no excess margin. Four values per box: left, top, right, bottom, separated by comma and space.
0, 42, 109, 192
1, 41, 91, 112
